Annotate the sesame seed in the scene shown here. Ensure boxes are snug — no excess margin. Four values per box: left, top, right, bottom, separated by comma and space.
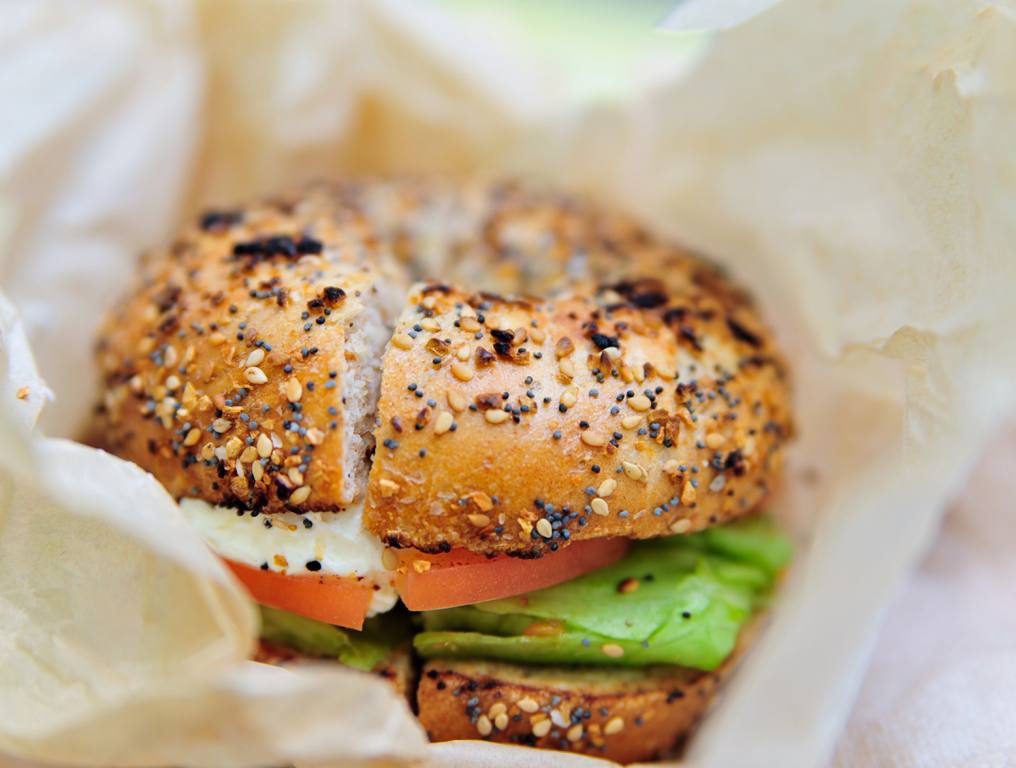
581, 431, 607, 447
706, 432, 727, 449
476, 715, 492, 737
604, 717, 625, 735
628, 394, 652, 412
559, 358, 576, 379
494, 713, 509, 731
212, 418, 233, 433
244, 366, 268, 385
289, 486, 311, 505
225, 436, 243, 458
244, 348, 265, 367
434, 411, 454, 435
597, 478, 617, 497
532, 718, 552, 738
183, 428, 201, 446
601, 643, 624, 658
306, 427, 324, 445
518, 698, 539, 713
560, 387, 578, 408
536, 518, 553, 538
621, 414, 643, 430
591, 498, 610, 516
256, 433, 273, 457
489, 702, 507, 718
670, 519, 692, 533
567, 724, 584, 742
470, 491, 494, 511
681, 482, 697, 505
447, 390, 468, 412
485, 409, 510, 424
451, 362, 474, 381
467, 513, 490, 528
391, 333, 413, 350
285, 378, 302, 402
623, 461, 648, 482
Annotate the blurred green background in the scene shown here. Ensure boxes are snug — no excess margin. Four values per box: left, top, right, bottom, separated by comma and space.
439, 0, 707, 103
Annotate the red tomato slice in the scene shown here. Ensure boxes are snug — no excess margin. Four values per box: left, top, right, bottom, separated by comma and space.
226, 560, 373, 630
396, 537, 629, 611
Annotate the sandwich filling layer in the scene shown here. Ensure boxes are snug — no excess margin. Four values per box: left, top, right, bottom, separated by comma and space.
256, 517, 789, 671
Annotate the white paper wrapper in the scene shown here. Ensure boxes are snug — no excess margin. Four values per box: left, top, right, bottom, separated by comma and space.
1, 1, 1014, 767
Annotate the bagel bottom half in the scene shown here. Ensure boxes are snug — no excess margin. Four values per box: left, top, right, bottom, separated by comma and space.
416, 658, 729, 764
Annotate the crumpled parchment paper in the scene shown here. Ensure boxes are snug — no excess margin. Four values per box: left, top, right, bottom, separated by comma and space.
832, 426, 1016, 767
1, 1, 1014, 767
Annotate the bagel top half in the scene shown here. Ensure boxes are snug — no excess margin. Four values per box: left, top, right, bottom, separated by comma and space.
93, 178, 791, 546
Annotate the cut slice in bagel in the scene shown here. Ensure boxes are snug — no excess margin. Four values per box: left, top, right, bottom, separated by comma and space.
364, 281, 791, 556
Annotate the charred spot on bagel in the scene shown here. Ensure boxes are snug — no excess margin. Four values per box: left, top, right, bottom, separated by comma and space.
677, 325, 704, 352
590, 332, 619, 350
474, 392, 502, 411
307, 286, 347, 309
727, 316, 763, 348
152, 283, 183, 313
475, 347, 495, 367
420, 283, 453, 294
662, 306, 689, 326
198, 209, 244, 232
738, 353, 788, 378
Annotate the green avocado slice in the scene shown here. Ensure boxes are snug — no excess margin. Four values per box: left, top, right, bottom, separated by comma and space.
414, 516, 790, 671
259, 604, 410, 671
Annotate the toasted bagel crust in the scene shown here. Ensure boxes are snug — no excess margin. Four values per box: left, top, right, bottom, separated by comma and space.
365, 279, 790, 555
96, 178, 790, 534
416, 658, 727, 764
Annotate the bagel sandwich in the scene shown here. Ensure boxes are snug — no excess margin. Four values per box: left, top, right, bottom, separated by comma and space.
92, 178, 793, 762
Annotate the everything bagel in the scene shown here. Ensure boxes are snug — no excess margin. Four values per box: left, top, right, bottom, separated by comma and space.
93, 177, 793, 763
